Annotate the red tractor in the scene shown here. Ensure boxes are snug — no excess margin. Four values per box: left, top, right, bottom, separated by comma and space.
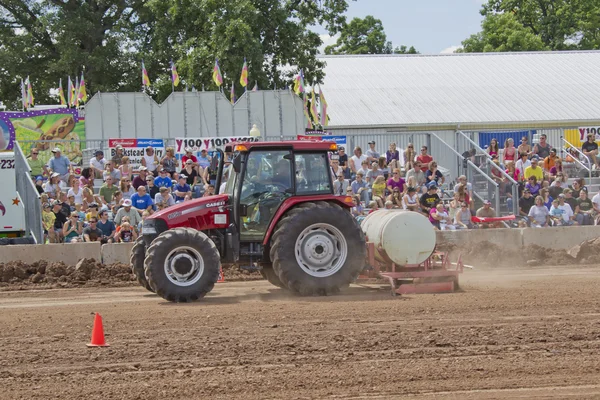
131, 141, 366, 302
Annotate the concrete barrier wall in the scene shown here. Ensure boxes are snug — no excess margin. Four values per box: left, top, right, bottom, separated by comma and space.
1, 226, 599, 265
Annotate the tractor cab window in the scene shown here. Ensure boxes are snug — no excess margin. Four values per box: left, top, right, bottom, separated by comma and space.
295, 153, 333, 194
239, 150, 293, 240
222, 164, 237, 196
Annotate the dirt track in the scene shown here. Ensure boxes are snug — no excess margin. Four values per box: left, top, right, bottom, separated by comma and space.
2, 265, 600, 399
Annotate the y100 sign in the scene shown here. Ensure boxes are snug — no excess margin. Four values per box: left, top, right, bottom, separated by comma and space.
175, 136, 260, 154
578, 127, 600, 141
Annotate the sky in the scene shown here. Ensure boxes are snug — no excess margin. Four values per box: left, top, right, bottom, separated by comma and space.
318, 0, 486, 54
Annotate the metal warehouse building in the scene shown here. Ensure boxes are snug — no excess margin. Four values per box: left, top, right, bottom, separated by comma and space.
319, 51, 600, 176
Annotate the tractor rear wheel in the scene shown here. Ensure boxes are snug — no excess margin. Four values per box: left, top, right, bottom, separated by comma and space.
270, 201, 366, 295
130, 236, 154, 292
144, 227, 221, 302
260, 267, 286, 289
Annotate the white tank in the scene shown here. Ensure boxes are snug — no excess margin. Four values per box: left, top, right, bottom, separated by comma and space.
361, 210, 436, 266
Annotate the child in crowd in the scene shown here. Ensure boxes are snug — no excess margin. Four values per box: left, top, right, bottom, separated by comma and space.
75, 203, 86, 224
115, 222, 137, 243
42, 203, 56, 243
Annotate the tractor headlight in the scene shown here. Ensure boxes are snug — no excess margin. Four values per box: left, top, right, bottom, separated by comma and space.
142, 220, 157, 235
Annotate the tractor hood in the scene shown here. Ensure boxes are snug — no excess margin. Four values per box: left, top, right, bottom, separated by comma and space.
145, 194, 231, 233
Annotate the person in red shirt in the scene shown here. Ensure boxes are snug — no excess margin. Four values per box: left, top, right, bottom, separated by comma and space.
417, 146, 433, 172
181, 147, 199, 170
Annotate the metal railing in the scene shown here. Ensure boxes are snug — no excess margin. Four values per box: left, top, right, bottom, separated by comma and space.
14, 141, 43, 244
561, 136, 592, 185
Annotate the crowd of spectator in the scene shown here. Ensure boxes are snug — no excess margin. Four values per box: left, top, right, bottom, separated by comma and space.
35, 145, 221, 244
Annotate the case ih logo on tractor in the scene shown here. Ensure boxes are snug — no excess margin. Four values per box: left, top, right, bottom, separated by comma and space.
131, 141, 462, 303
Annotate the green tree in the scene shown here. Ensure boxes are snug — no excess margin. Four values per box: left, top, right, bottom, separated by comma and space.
324, 15, 418, 55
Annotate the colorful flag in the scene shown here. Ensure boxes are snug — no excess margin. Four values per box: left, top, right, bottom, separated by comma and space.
21, 78, 27, 109
75, 75, 80, 104
59, 79, 66, 106
239, 58, 248, 88
78, 72, 87, 103
142, 61, 150, 87
252, 81, 258, 91
212, 59, 223, 87
26, 77, 34, 108
230, 82, 236, 104
294, 69, 305, 95
68, 76, 76, 106
171, 60, 180, 87
303, 94, 313, 129
310, 89, 319, 124
319, 85, 328, 126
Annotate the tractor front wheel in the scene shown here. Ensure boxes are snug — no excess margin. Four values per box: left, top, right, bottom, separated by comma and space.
130, 236, 154, 292
270, 201, 366, 295
260, 266, 286, 289
144, 228, 221, 302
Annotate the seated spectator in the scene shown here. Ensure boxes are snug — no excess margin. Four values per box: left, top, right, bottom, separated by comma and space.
74, 203, 86, 224
350, 195, 364, 217
154, 169, 173, 188
349, 147, 367, 178
103, 161, 121, 182
141, 146, 160, 176
402, 143, 415, 171
132, 166, 149, 189
524, 157, 544, 182
115, 222, 137, 243
90, 150, 107, 178
130, 185, 154, 214
386, 188, 403, 208
430, 202, 453, 230
387, 168, 405, 194
173, 175, 191, 202
549, 159, 564, 180
403, 186, 420, 212
525, 176, 541, 196
67, 179, 83, 205
98, 177, 119, 207
357, 159, 369, 177
111, 190, 124, 215
180, 159, 200, 186
155, 186, 175, 207
114, 199, 142, 227
542, 148, 559, 171
96, 210, 116, 243
454, 202, 474, 229
448, 192, 461, 221
85, 203, 100, 222
182, 147, 198, 168
83, 218, 103, 242
42, 203, 57, 243
476, 200, 500, 228
145, 174, 159, 198
528, 196, 550, 227
63, 211, 83, 243
406, 162, 426, 190
366, 162, 383, 187
503, 138, 517, 163
119, 177, 135, 200
333, 173, 348, 195
378, 156, 389, 178
533, 134, 552, 159
160, 147, 179, 178
563, 189, 579, 215
119, 156, 133, 181
455, 183, 471, 208
34, 176, 44, 194
519, 189, 535, 220
548, 178, 564, 200
366, 140, 380, 163
515, 152, 531, 181
540, 188, 553, 209
112, 145, 125, 167
203, 184, 215, 197
79, 167, 94, 190
371, 175, 386, 208
425, 161, 444, 186
569, 178, 587, 199
139, 210, 151, 233
487, 138, 499, 158
192, 175, 205, 198
351, 172, 369, 203
48, 148, 73, 184
576, 190, 594, 225
44, 173, 64, 199
581, 133, 599, 168
453, 175, 473, 198
367, 200, 378, 211
384, 200, 394, 210
416, 146, 432, 172
504, 162, 519, 182
550, 194, 578, 226
419, 182, 440, 215
51, 200, 67, 242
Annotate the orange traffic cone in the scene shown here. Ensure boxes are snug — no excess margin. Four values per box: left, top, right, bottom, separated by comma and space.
87, 313, 110, 347
217, 266, 225, 283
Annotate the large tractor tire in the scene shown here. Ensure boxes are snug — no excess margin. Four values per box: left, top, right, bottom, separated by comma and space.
260, 267, 286, 289
270, 201, 366, 295
144, 227, 221, 302
130, 236, 154, 292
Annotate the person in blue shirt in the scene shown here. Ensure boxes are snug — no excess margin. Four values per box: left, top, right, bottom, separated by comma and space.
130, 185, 154, 214
351, 172, 369, 203
173, 175, 191, 202
154, 169, 173, 188
48, 148, 73, 183
96, 210, 116, 243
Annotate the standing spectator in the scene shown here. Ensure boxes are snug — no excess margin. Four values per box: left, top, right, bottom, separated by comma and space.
98, 177, 119, 206
419, 182, 440, 215
333, 173, 348, 195
173, 175, 191, 202
103, 161, 121, 182
515, 153, 531, 181
115, 222, 137, 243
119, 156, 133, 181
48, 148, 73, 183
519, 189, 535, 219
581, 134, 599, 168
365, 161, 383, 187
28, 149, 48, 179
387, 168, 405, 193
576, 190, 594, 225
154, 186, 175, 207
351, 172, 369, 203
114, 199, 142, 227
524, 157, 544, 182
503, 138, 517, 163
96, 210, 116, 243
518, 136, 532, 156
543, 148, 559, 171
42, 203, 57, 243
62, 212, 83, 243
141, 146, 160, 176
160, 147, 179, 178
425, 161, 444, 186
52, 200, 67, 242
528, 196, 550, 228
533, 134, 552, 159
119, 177, 136, 200
83, 218, 103, 242
111, 145, 125, 166
454, 202, 474, 229
154, 169, 173, 188
132, 166, 149, 189
416, 146, 433, 173
476, 200, 500, 228
550, 194, 578, 226
366, 141, 380, 163
180, 159, 199, 185
89, 150, 107, 178
337, 147, 351, 179
402, 143, 415, 171
349, 147, 367, 177
130, 186, 154, 214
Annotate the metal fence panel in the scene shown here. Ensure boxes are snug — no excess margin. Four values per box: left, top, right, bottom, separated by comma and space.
14, 141, 43, 243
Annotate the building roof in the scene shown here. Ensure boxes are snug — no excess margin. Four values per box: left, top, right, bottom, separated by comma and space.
319, 51, 600, 128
